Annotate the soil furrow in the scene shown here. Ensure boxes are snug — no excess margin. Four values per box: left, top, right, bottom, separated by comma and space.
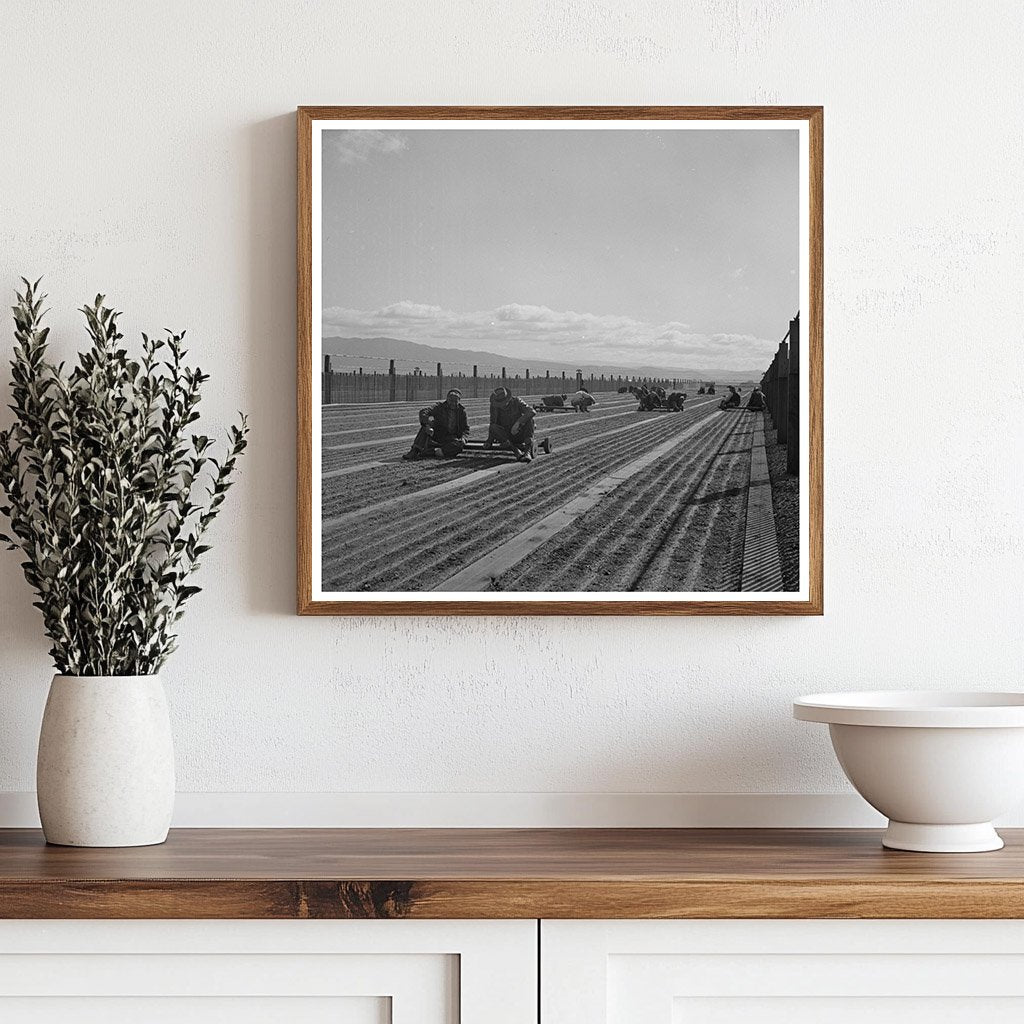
322, 406, 721, 590
551, 417, 734, 592
318, 412, 641, 488
495, 413, 735, 592
323, 421, 684, 586
320, 401, 645, 455
319, 395, 718, 472
636, 412, 754, 591
319, 397, 639, 433
320, 402, 718, 518
322, 403, 718, 530
321, 392, 637, 414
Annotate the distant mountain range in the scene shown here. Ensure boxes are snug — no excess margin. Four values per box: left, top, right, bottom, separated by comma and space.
321, 336, 758, 383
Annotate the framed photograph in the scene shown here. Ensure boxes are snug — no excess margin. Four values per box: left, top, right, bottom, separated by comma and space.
298, 106, 822, 615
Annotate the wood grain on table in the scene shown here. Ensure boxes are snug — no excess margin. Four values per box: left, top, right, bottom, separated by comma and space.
0, 828, 1021, 919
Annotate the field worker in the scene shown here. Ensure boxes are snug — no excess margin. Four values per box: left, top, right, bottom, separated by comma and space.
486, 386, 537, 461
571, 387, 597, 413
541, 394, 568, 409
698, 386, 706, 395
719, 386, 741, 410
402, 388, 470, 461
746, 386, 766, 411
637, 385, 661, 411
666, 391, 686, 412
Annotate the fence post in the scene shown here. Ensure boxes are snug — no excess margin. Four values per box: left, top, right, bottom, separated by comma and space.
769, 355, 778, 424
777, 343, 789, 446
436, 362, 442, 400
787, 314, 800, 475
526, 368, 530, 380
576, 369, 583, 390
501, 367, 506, 380
388, 359, 396, 402
323, 355, 332, 404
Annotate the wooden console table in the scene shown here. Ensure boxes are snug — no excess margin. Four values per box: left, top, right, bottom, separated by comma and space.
2, 826, 1023, 919
4, 828, 1024, 1020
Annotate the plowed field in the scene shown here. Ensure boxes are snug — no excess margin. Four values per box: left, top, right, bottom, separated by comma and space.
320, 392, 763, 593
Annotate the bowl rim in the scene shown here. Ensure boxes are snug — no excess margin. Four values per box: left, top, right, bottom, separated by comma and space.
793, 690, 1024, 728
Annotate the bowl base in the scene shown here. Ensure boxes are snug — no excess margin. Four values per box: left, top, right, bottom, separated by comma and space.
882, 821, 1004, 853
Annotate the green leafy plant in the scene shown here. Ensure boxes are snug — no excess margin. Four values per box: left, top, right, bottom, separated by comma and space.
0, 279, 248, 676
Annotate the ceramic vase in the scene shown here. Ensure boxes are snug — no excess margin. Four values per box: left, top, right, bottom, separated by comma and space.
36, 674, 175, 847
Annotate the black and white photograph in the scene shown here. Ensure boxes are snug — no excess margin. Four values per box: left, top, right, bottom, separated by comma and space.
300, 109, 822, 612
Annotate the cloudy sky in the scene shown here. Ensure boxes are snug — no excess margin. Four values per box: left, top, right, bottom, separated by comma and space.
321, 126, 799, 372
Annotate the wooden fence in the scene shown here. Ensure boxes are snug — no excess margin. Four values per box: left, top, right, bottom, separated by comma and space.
760, 313, 800, 476
322, 358, 697, 405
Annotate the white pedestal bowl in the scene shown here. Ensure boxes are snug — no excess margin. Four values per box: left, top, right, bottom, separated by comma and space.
793, 691, 1024, 852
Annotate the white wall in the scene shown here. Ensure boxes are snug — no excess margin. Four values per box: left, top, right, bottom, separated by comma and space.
0, 0, 1021, 826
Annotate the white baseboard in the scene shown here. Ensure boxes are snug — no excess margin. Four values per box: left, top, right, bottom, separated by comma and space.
3, 791, 1020, 829
0, 791, 885, 828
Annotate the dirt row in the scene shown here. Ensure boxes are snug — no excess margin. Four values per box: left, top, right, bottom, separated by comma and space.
637, 413, 754, 591
320, 392, 637, 434
321, 403, 728, 592
762, 410, 800, 591
324, 401, 720, 533
320, 395, 640, 460
494, 412, 753, 592
320, 397, 720, 517
320, 398, 720, 518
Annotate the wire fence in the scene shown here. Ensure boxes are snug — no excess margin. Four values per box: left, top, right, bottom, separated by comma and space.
759, 312, 800, 476
321, 357, 701, 405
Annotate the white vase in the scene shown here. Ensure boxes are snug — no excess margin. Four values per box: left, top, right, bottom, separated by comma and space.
36, 675, 175, 847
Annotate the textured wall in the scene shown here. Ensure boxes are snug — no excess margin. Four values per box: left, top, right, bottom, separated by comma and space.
0, 1, 1021, 818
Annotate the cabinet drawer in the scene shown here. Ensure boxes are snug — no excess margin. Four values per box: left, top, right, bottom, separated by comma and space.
0, 920, 536, 1024
543, 920, 1024, 1023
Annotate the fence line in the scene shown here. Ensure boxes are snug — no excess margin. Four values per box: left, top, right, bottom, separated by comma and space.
760, 313, 800, 476
321, 357, 701, 405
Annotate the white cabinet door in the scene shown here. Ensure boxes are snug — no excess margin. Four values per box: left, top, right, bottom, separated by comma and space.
542, 919, 1024, 1024
0, 919, 536, 1024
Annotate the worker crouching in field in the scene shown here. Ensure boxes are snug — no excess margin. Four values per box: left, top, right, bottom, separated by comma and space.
402, 388, 470, 461
719, 386, 741, 410
486, 386, 537, 461
572, 387, 596, 413
745, 386, 766, 411
540, 394, 568, 409
634, 385, 665, 411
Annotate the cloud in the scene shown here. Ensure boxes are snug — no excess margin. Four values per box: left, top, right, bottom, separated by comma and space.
322, 301, 775, 371
324, 130, 407, 164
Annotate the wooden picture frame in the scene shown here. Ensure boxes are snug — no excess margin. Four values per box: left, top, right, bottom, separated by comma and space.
298, 106, 823, 615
